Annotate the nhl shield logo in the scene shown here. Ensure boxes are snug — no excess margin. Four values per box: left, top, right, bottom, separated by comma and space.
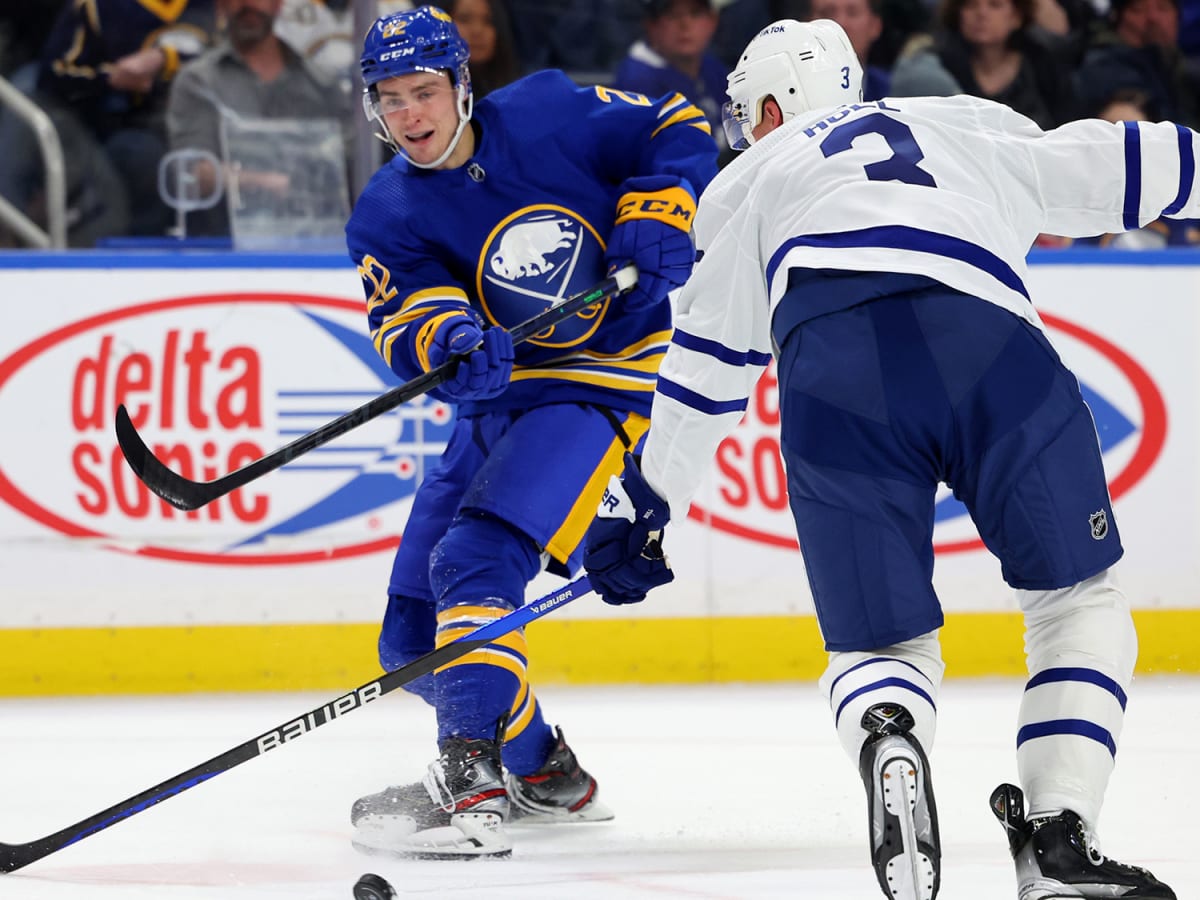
1089, 510, 1109, 540
477, 205, 608, 348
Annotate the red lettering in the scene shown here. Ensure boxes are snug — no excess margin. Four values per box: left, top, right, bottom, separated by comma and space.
217, 347, 262, 428
72, 335, 112, 430
72, 443, 107, 514
161, 329, 178, 428
115, 352, 153, 428
182, 331, 212, 428
753, 436, 788, 510
202, 442, 221, 520
755, 366, 779, 426
110, 447, 151, 517
715, 437, 749, 507
152, 443, 199, 520
227, 441, 268, 522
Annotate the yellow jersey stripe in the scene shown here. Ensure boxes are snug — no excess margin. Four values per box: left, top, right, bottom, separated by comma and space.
133, 0, 189, 20
435, 647, 528, 681
510, 370, 660, 391
374, 285, 469, 316
510, 678, 530, 716
414, 311, 467, 371
544, 411, 651, 563
652, 106, 711, 139
435, 628, 528, 660
506, 690, 538, 739
438, 605, 511, 624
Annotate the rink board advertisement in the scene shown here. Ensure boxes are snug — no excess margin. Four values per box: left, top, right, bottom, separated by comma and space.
0, 251, 1196, 694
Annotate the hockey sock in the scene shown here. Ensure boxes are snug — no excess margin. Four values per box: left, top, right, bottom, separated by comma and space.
820, 630, 943, 762
1016, 568, 1136, 825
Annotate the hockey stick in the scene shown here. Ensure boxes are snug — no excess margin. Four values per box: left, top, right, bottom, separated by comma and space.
115, 265, 639, 511
0, 574, 593, 873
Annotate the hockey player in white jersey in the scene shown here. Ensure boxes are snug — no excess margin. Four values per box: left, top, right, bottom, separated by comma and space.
583, 18, 1183, 900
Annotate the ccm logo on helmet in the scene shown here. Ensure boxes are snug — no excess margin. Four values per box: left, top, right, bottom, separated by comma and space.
379, 48, 416, 60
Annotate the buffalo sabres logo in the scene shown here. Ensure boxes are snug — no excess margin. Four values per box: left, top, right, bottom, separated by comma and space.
477, 205, 608, 348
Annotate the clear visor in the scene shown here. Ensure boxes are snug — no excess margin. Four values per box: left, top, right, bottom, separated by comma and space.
363, 77, 459, 121
721, 96, 756, 151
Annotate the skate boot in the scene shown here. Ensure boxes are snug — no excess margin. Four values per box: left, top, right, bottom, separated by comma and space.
506, 726, 614, 822
990, 783, 1175, 899
858, 703, 941, 900
350, 737, 511, 859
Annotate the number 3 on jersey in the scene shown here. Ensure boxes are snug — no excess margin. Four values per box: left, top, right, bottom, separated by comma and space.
820, 112, 937, 188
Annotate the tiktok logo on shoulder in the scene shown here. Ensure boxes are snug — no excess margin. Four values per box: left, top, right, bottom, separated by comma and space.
477, 205, 608, 348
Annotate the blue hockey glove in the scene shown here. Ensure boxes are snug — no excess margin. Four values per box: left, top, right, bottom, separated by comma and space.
583, 453, 675, 605
419, 312, 514, 401
604, 175, 697, 312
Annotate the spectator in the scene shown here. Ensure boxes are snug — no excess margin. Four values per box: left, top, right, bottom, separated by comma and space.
810, 0, 892, 99
166, 0, 349, 237
504, 0, 638, 83
274, 0, 412, 107
1074, 0, 1199, 128
444, 0, 522, 97
891, 0, 1077, 129
613, 0, 730, 149
0, 0, 67, 79
868, 0, 934, 69
1075, 87, 1200, 248
712, 0, 808, 68
889, 32, 965, 95
0, 0, 216, 246
0, 0, 67, 247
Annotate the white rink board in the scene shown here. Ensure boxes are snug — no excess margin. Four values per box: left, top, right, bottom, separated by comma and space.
0, 253, 1196, 628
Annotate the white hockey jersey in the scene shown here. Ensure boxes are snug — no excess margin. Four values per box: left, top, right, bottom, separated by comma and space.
643, 94, 1200, 517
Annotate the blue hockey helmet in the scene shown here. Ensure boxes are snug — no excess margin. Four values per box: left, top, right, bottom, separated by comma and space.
360, 6, 475, 169
361, 6, 471, 90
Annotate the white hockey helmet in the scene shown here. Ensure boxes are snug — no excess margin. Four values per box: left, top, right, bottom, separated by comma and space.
722, 19, 864, 150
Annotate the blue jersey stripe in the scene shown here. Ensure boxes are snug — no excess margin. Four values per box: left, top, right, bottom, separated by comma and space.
672, 328, 772, 367
1025, 666, 1128, 709
1123, 122, 1142, 230
656, 376, 749, 415
1163, 124, 1194, 216
828, 655, 934, 695
834, 676, 937, 726
1017, 719, 1117, 757
765, 225, 1030, 299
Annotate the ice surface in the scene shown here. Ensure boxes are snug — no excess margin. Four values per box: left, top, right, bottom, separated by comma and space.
1, 679, 1193, 899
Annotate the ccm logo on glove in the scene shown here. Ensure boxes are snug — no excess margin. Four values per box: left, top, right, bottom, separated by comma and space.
615, 185, 696, 229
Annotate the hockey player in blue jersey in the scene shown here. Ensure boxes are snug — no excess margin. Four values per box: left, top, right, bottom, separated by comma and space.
344, 6, 718, 859
584, 18, 1181, 900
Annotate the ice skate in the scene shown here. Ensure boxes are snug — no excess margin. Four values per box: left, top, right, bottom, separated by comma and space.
990, 783, 1175, 899
506, 726, 613, 823
858, 703, 940, 900
351, 737, 511, 859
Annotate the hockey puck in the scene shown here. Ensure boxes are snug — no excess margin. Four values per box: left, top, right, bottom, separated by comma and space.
353, 872, 396, 900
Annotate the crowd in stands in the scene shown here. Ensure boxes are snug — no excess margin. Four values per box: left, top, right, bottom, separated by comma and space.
0, 0, 1198, 247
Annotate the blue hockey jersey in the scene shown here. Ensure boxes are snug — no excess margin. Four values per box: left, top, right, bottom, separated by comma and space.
345, 69, 719, 416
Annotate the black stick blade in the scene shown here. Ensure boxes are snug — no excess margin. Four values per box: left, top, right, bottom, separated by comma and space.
114, 404, 210, 511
